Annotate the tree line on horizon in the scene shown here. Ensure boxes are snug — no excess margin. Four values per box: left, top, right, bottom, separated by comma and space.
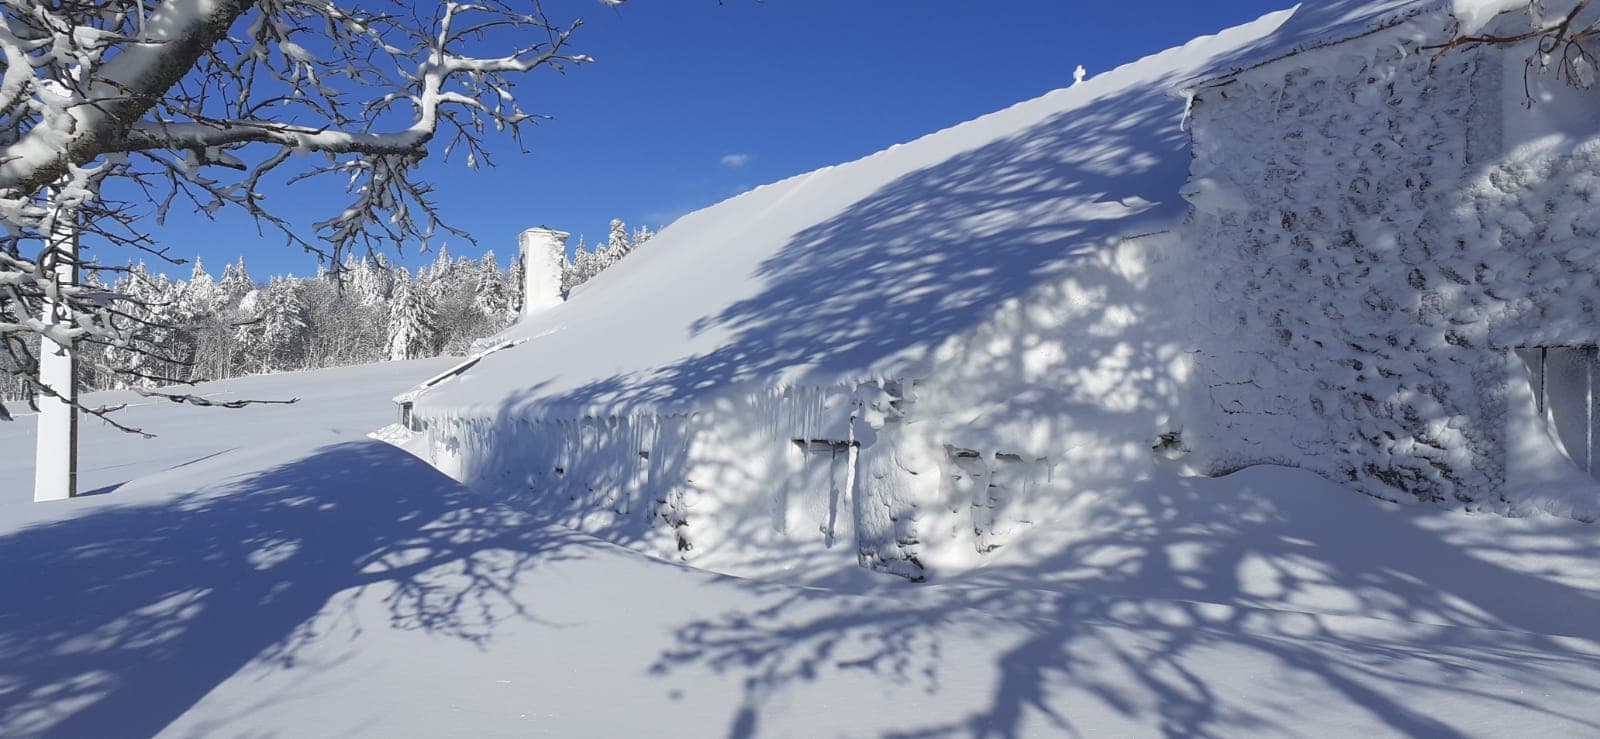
0, 219, 654, 402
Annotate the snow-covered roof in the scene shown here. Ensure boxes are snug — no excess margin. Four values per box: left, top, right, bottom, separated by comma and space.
1181, 0, 1551, 89
410, 1, 1478, 421
393, 338, 525, 405
1177, 0, 1449, 89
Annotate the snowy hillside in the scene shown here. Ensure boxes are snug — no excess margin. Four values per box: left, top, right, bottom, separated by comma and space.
2, 362, 1599, 736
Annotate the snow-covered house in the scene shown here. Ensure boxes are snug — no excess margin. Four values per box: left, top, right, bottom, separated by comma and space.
393, 0, 1600, 581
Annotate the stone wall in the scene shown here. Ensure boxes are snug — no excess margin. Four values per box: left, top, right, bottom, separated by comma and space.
1182, 22, 1600, 512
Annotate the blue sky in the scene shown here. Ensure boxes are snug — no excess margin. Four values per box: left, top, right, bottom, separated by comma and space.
129, 0, 1290, 280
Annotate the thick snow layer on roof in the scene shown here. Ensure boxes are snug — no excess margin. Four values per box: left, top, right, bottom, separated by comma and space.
1452, 0, 1593, 36
1180, 0, 1446, 85
1185, 0, 1566, 85
414, 1, 1474, 420
1453, 0, 1526, 33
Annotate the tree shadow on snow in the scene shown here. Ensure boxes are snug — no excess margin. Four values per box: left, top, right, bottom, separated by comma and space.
441, 19, 1600, 737
476, 74, 1210, 556
518, 74, 1194, 416
0, 440, 598, 738
648, 472, 1600, 738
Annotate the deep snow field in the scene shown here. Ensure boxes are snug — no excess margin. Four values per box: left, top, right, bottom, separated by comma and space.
1, 360, 1598, 737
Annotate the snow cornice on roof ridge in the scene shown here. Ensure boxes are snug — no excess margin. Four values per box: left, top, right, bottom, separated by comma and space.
1177, 0, 1456, 94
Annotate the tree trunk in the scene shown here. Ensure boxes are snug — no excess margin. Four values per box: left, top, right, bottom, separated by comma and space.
34, 196, 79, 502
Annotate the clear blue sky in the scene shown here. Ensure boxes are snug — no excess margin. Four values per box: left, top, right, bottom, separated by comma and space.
130, 0, 1291, 280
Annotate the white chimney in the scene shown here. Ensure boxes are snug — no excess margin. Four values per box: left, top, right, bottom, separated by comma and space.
518, 226, 569, 316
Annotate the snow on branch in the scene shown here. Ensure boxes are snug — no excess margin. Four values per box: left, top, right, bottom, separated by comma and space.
1427, 0, 1600, 100
0, 0, 596, 428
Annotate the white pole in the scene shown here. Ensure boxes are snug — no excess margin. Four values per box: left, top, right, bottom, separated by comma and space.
33, 194, 78, 502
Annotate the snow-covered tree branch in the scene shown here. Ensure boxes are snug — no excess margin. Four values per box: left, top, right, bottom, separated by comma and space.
0, 0, 601, 425
1429, 0, 1599, 98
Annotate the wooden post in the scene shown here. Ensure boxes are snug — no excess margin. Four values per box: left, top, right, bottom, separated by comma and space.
33, 197, 78, 502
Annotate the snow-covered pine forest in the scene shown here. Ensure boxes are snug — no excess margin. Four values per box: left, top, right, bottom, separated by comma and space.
0, 220, 651, 400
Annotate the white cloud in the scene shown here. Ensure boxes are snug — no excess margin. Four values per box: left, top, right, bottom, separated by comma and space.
719, 153, 751, 168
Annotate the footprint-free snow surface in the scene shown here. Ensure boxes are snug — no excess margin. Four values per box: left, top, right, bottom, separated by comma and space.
2, 361, 1598, 736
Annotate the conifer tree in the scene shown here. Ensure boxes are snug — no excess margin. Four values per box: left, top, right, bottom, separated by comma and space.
386, 273, 438, 361
249, 277, 311, 372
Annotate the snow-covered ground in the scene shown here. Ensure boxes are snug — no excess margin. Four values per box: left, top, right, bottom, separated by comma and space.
0, 360, 459, 508
2, 361, 1598, 737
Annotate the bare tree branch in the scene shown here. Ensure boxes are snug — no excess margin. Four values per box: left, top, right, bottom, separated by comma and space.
0, 0, 600, 431
1427, 0, 1599, 103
